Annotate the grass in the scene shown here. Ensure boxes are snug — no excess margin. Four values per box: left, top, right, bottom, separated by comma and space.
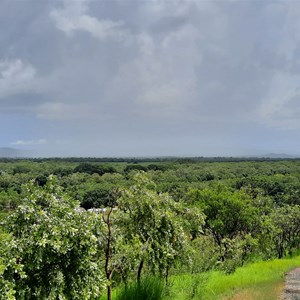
99, 255, 300, 300
116, 277, 164, 300
166, 255, 300, 300
99, 277, 164, 300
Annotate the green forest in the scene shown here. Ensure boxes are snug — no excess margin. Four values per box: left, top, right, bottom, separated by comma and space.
1, 158, 300, 299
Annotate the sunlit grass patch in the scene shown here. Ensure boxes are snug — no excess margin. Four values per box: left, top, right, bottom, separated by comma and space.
167, 255, 300, 300
116, 277, 164, 300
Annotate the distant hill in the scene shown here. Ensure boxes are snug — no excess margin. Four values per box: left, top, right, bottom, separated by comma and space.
255, 153, 299, 159
0, 147, 30, 158
239, 153, 299, 159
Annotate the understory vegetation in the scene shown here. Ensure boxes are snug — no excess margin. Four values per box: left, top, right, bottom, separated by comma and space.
1, 158, 300, 299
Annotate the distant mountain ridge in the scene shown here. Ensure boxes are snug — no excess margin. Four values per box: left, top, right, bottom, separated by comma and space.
262, 153, 298, 158
247, 153, 300, 159
0, 148, 299, 159
0, 147, 30, 158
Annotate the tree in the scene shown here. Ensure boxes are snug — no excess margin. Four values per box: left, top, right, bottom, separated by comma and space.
123, 164, 147, 174
2, 173, 203, 299
74, 163, 116, 176
4, 176, 106, 299
81, 188, 118, 209
118, 172, 204, 283
186, 186, 258, 262
260, 205, 300, 258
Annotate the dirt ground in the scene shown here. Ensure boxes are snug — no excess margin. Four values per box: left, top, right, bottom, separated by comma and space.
281, 268, 300, 300
221, 281, 284, 300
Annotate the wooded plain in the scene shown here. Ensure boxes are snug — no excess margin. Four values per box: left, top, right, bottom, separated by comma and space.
1, 158, 300, 299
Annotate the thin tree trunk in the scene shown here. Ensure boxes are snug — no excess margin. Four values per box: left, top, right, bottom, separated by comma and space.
103, 207, 113, 300
165, 266, 169, 286
107, 285, 111, 300
137, 259, 144, 283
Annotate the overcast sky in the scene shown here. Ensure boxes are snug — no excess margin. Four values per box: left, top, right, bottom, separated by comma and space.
1, 0, 300, 157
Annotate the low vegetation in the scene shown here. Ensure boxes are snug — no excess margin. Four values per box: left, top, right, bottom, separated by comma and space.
1, 158, 300, 299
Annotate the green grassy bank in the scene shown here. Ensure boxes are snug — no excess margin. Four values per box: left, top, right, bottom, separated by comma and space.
100, 255, 300, 300
167, 255, 300, 300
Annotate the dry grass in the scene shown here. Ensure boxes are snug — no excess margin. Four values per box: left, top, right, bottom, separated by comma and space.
221, 280, 284, 300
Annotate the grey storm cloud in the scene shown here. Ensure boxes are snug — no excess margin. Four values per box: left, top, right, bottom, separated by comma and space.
1, 0, 300, 156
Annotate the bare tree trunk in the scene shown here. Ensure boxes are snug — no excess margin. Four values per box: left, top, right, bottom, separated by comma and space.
165, 266, 170, 286
107, 285, 111, 300
137, 259, 144, 283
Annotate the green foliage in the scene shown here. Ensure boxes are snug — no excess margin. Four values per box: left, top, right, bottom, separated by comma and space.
81, 188, 119, 209
186, 186, 258, 266
116, 277, 164, 300
118, 172, 205, 280
0, 189, 20, 212
12, 165, 30, 175
236, 174, 300, 205
147, 164, 167, 172
123, 164, 148, 174
0, 233, 25, 300
4, 176, 106, 299
0, 173, 12, 192
34, 174, 48, 187
259, 205, 300, 258
186, 236, 219, 274
81, 188, 111, 209
74, 163, 116, 176
1, 158, 300, 298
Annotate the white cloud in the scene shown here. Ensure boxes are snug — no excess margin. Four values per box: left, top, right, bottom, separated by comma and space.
139, 0, 216, 20
106, 22, 201, 119
50, 1, 128, 41
0, 59, 36, 98
11, 139, 47, 146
